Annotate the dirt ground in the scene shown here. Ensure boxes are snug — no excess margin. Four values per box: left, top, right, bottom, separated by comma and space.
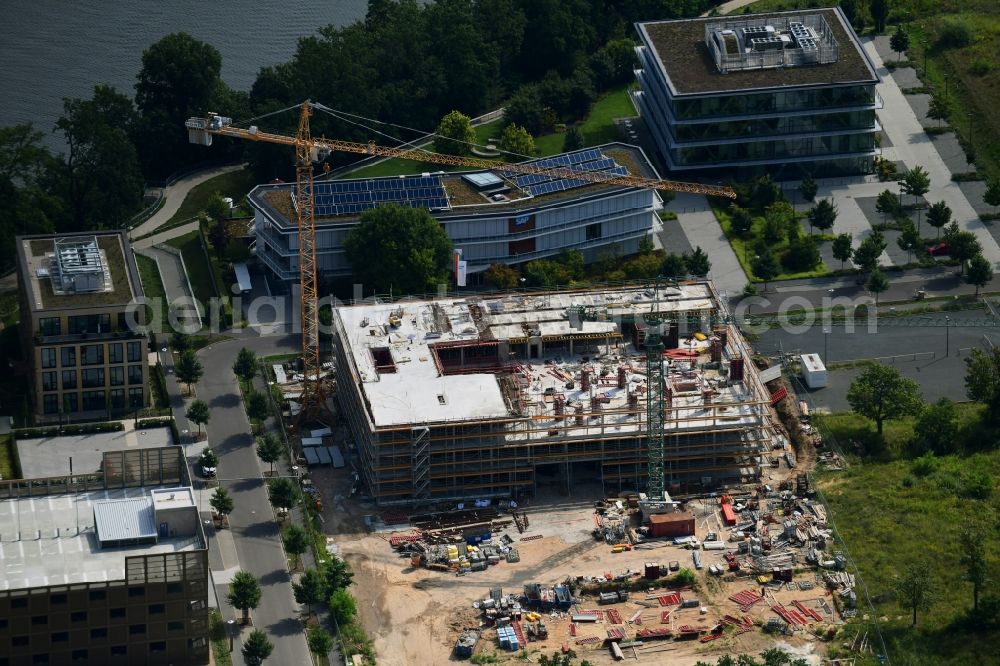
312, 460, 834, 666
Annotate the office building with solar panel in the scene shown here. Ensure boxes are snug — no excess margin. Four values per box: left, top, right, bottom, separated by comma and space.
16, 231, 150, 422
633, 7, 881, 179
248, 143, 662, 285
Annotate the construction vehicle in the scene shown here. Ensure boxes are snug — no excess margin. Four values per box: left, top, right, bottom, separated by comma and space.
185, 102, 737, 420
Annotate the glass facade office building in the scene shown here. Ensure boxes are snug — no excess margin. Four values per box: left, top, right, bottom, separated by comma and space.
634, 8, 881, 179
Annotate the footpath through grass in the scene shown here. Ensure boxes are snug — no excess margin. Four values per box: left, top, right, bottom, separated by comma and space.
162, 168, 257, 230
815, 406, 1000, 665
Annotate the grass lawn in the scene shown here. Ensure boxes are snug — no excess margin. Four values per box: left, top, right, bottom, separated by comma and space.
0, 290, 18, 328
161, 168, 258, 230
134, 254, 167, 303
208, 610, 234, 666
0, 434, 19, 480
713, 203, 830, 281
815, 407, 1000, 665
167, 231, 217, 309
578, 87, 636, 146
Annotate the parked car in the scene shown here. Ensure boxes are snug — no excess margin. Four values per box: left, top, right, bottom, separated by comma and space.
198, 450, 217, 478
928, 242, 949, 256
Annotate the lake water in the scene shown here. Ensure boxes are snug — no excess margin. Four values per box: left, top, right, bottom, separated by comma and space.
0, 1, 370, 151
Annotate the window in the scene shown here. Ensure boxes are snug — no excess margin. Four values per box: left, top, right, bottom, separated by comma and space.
43, 394, 58, 415
128, 387, 144, 408
128, 586, 145, 598
0, 619, 7, 628
109, 366, 124, 386
166, 582, 183, 594
128, 624, 145, 636
70, 650, 88, 662
12, 636, 28, 647
50, 593, 67, 605
127, 365, 143, 385
11, 598, 27, 608
110, 646, 127, 656
51, 632, 68, 642
149, 641, 166, 654
82, 368, 104, 388
148, 603, 165, 615
81, 345, 103, 365
62, 370, 77, 390
167, 621, 183, 632
41, 348, 56, 368
127, 341, 142, 362
39, 317, 60, 336
67, 314, 109, 335
42, 372, 57, 391
32, 616, 47, 625
82, 391, 105, 411
89, 589, 106, 602
70, 611, 87, 622
31, 656, 47, 665
110, 389, 125, 410
60, 347, 76, 367
586, 222, 602, 241
89, 628, 107, 639
63, 393, 78, 413
108, 343, 123, 363
109, 607, 125, 619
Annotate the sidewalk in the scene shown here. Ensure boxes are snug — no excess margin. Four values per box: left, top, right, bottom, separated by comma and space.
667, 192, 748, 299
130, 164, 244, 240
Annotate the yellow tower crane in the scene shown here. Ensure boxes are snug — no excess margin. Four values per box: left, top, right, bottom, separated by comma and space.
185, 101, 737, 421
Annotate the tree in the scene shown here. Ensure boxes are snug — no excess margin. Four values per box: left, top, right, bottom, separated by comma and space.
135, 33, 225, 178
890, 25, 910, 61
344, 204, 454, 296
329, 587, 358, 625
227, 571, 262, 624
875, 189, 901, 222
186, 399, 210, 435
268, 477, 298, 511
832, 233, 853, 271
208, 219, 232, 258
840, 0, 859, 28
484, 263, 520, 290
900, 166, 931, 206
927, 93, 951, 128
242, 629, 274, 666
210, 487, 234, 524
871, 0, 889, 32
321, 555, 355, 592
174, 350, 204, 393
897, 222, 922, 263
170, 330, 191, 352
293, 567, 327, 615
752, 245, 781, 291
685, 246, 711, 277
433, 110, 475, 156
894, 563, 934, 626
853, 232, 887, 275
966, 253, 994, 295
0, 124, 59, 268
765, 201, 794, 238
623, 253, 662, 279
56, 85, 144, 231
866, 266, 890, 305
984, 177, 1000, 215
912, 398, 959, 455
959, 521, 990, 612
965, 347, 1000, 421
950, 231, 982, 275
307, 626, 334, 660
563, 125, 584, 152
783, 235, 820, 272
926, 200, 952, 238
799, 173, 818, 203
847, 363, 922, 435
661, 253, 687, 279
762, 213, 785, 243
232, 347, 258, 382
499, 123, 536, 159
808, 199, 837, 234
730, 205, 753, 237
256, 432, 283, 476
283, 524, 310, 570
245, 391, 269, 421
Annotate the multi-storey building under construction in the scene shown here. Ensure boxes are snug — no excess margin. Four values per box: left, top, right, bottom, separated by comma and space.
332, 282, 776, 505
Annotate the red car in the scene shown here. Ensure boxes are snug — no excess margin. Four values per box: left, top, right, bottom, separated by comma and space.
928, 242, 949, 256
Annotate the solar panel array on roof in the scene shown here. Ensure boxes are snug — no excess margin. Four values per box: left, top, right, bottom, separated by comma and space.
498, 148, 631, 198
312, 175, 449, 217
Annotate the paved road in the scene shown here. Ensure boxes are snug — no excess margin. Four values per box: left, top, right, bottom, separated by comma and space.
130, 164, 244, 240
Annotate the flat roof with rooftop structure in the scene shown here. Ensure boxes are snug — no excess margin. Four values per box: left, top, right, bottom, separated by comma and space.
16, 230, 142, 312
0, 487, 202, 591
250, 144, 658, 227
636, 8, 878, 96
150, 486, 197, 511
15, 427, 173, 479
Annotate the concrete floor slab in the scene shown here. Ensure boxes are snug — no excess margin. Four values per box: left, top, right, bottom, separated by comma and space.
17, 427, 173, 478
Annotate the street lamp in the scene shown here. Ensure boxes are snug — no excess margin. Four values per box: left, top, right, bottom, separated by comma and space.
945, 316, 951, 357
921, 39, 928, 72
227, 619, 236, 651
823, 328, 831, 364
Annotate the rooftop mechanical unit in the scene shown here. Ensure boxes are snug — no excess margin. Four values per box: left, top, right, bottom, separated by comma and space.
50, 236, 109, 294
